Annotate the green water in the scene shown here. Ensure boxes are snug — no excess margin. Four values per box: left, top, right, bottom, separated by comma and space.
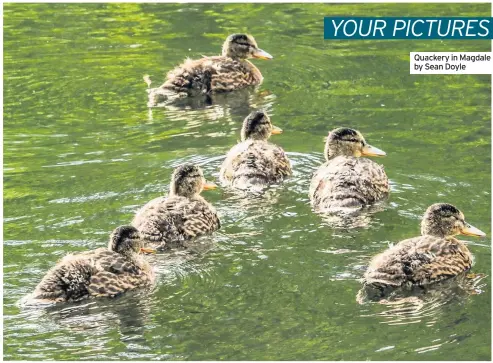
3, 3, 491, 360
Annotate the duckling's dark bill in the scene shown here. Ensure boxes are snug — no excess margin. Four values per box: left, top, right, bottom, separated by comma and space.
361, 144, 386, 157
460, 223, 486, 237
252, 49, 273, 60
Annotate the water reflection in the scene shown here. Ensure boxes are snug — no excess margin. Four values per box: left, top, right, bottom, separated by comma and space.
357, 273, 487, 327
315, 201, 388, 229
17, 287, 155, 355
17, 248, 217, 343
147, 84, 276, 121
4, 2, 491, 360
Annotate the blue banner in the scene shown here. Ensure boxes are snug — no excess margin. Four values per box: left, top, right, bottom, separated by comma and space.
324, 17, 493, 39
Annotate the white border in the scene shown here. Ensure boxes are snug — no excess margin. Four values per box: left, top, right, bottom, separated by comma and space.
1, 1, 492, 362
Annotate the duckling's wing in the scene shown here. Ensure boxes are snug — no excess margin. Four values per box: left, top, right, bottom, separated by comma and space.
365, 236, 472, 287
309, 158, 360, 208
332, 158, 388, 198
267, 144, 292, 179
310, 158, 388, 210
411, 237, 473, 284
132, 196, 179, 242
210, 58, 262, 92
87, 270, 148, 298
221, 141, 291, 187
364, 238, 420, 287
162, 61, 205, 94
163, 57, 222, 95
357, 158, 389, 198
87, 253, 150, 298
181, 200, 221, 239
245, 142, 292, 181
133, 196, 215, 244
162, 56, 261, 95
96, 250, 141, 275
32, 251, 102, 302
309, 161, 331, 199
219, 141, 254, 183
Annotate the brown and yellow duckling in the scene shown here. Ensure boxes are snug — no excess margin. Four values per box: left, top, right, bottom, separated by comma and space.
363, 203, 486, 290
147, 34, 272, 103
219, 110, 292, 191
309, 127, 388, 212
131, 164, 220, 250
29, 226, 155, 303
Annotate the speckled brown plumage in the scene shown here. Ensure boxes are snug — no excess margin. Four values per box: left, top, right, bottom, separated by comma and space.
147, 34, 271, 105
364, 235, 472, 288
363, 203, 485, 290
30, 226, 154, 303
219, 110, 292, 190
131, 164, 220, 250
309, 127, 389, 212
163, 56, 262, 94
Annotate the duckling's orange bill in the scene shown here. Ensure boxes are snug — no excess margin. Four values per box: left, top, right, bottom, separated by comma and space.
361, 144, 386, 157
460, 223, 486, 237
140, 247, 157, 254
252, 49, 273, 60
203, 181, 218, 191
271, 126, 283, 135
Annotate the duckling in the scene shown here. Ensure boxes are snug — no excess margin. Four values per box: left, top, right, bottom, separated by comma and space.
363, 203, 486, 290
148, 34, 272, 104
309, 127, 388, 212
131, 164, 220, 249
29, 226, 155, 303
219, 110, 292, 190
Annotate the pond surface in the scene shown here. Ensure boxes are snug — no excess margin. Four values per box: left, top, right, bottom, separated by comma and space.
3, 3, 491, 361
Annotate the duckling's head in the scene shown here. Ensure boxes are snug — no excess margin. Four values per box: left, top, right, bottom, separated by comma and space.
240, 110, 283, 141
324, 127, 386, 161
109, 225, 155, 256
170, 164, 217, 198
222, 34, 273, 60
420, 203, 486, 238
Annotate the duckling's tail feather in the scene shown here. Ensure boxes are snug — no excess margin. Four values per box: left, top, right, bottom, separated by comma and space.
143, 74, 152, 88
31, 262, 93, 302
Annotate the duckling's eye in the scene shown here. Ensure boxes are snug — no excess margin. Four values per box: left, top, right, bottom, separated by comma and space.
347, 138, 359, 143
235, 42, 250, 47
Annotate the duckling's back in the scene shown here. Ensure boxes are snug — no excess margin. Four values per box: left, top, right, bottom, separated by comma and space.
309, 156, 388, 212
30, 248, 153, 303
219, 140, 292, 191
31, 248, 151, 302
131, 195, 220, 248
161, 56, 262, 96
31, 253, 98, 302
363, 235, 473, 289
